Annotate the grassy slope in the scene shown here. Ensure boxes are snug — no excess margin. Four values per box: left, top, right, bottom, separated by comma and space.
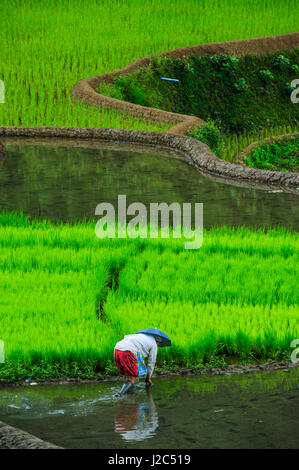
0, 0, 298, 129
244, 136, 299, 171
103, 51, 299, 133
0, 213, 298, 381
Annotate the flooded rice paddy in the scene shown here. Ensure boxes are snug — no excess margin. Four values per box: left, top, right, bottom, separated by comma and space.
0, 139, 298, 229
0, 368, 299, 449
1, 139, 298, 448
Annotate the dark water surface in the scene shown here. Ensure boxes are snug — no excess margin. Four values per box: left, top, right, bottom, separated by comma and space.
0, 369, 299, 449
0, 141, 298, 229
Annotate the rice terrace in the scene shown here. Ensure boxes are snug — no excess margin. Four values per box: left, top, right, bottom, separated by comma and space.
0, 0, 299, 452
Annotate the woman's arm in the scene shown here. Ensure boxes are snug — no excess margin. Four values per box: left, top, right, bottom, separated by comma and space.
146, 342, 158, 382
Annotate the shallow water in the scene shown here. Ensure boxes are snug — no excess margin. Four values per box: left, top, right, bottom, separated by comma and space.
1, 368, 299, 449
0, 142, 298, 229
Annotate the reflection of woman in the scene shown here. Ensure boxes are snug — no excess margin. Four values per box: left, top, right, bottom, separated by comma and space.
114, 389, 159, 442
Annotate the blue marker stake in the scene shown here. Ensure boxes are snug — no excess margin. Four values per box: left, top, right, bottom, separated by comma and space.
160, 77, 179, 82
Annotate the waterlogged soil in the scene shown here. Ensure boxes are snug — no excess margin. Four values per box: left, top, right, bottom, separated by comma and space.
0, 367, 299, 449
0, 140, 298, 229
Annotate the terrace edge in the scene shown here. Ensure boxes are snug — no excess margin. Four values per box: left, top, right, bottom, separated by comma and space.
0, 126, 298, 186
0, 420, 62, 449
71, 32, 299, 135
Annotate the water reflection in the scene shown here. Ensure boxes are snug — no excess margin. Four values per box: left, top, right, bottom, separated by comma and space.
0, 143, 298, 230
1, 370, 299, 448
115, 389, 158, 442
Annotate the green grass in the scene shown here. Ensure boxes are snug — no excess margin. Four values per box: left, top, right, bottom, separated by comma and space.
104, 50, 299, 134
244, 135, 299, 172
189, 123, 299, 163
223, 124, 299, 162
189, 123, 299, 162
0, 212, 298, 381
100, 48, 299, 161
0, 0, 298, 129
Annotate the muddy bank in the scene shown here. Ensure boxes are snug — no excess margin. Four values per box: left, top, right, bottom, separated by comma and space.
0, 360, 296, 388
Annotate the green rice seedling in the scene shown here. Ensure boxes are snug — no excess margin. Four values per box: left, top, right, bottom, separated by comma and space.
104, 298, 299, 364
0, 213, 298, 380
0, 0, 298, 130
116, 235, 298, 307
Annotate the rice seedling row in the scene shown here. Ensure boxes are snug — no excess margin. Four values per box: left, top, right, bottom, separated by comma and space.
0, 213, 298, 380
0, 0, 298, 130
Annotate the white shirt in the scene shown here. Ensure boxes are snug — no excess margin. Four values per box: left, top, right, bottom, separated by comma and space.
115, 333, 158, 377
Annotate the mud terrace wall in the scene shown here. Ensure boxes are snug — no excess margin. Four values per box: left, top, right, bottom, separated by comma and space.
0, 420, 61, 449
0, 127, 298, 186
71, 33, 299, 135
